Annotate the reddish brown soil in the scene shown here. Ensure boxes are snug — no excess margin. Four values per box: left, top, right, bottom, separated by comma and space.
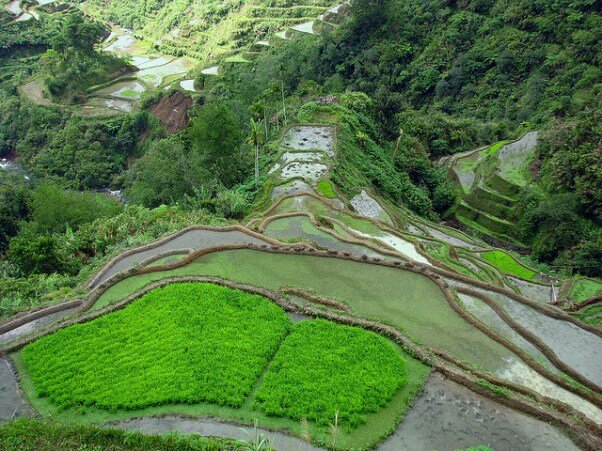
149, 91, 194, 134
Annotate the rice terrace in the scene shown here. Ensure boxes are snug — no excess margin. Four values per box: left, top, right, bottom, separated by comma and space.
1, 0, 601, 450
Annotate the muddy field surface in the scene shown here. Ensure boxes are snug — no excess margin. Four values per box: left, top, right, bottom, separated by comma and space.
93, 229, 268, 287
282, 126, 335, 156
0, 358, 30, 423
0, 307, 78, 344
379, 373, 578, 451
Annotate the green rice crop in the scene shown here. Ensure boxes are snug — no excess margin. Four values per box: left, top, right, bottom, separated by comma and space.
569, 278, 602, 302
22, 283, 290, 411
481, 250, 536, 280
316, 180, 336, 198
254, 319, 406, 428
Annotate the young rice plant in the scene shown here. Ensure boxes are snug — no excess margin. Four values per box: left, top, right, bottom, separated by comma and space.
22, 283, 291, 411
254, 319, 406, 428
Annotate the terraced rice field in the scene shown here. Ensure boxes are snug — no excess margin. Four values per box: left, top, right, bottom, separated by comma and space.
93, 249, 521, 374
23, 283, 291, 410
480, 250, 537, 280
4, 123, 599, 449
445, 133, 540, 245
14, 281, 430, 449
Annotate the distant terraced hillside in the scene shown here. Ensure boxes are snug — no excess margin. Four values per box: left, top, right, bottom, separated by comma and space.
443, 131, 539, 249
77, 0, 334, 62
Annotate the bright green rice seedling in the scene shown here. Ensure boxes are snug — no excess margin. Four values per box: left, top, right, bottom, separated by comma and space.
254, 319, 406, 428
316, 180, 336, 198
22, 283, 290, 411
481, 250, 536, 280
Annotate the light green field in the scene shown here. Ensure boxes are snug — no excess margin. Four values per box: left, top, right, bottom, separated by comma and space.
92, 249, 516, 373
22, 283, 290, 410
481, 250, 537, 280
316, 180, 336, 198
255, 319, 407, 427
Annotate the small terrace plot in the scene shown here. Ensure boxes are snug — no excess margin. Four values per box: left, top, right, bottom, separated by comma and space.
254, 320, 407, 427
278, 161, 328, 182
282, 126, 335, 156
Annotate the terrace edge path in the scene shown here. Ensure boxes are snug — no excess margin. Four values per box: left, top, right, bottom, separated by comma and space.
107, 415, 322, 450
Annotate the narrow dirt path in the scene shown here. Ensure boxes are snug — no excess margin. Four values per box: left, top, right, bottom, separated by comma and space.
108, 415, 322, 450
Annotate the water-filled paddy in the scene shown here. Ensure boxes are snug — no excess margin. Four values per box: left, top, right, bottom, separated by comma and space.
282, 126, 335, 156
291, 21, 315, 34
278, 162, 328, 182
380, 373, 578, 451
5, 0, 22, 15
263, 215, 385, 259
201, 66, 219, 75
350, 189, 391, 223
92, 229, 268, 287
180, 79, 195, 91
270, 180, 312, 199
450, 280, 602, 388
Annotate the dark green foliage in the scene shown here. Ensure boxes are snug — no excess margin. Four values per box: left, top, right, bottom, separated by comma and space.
0, 173, 30, 251
0, 100, 147, 190
127, 102, 251, 207
538, 93, 602, 221
254, 319, 406, 428
22, 283, 291, 410
8, 235, 76, 276
0, 419, 237, 450
188, 102, 248, 188
516, 191, 601, 275
28, 184, 123, 234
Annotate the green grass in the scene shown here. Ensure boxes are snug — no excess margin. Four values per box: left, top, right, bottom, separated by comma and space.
22, 283, 291, 410
254, 319, 406, 428
224, 55, 251, 63
569, 278, 602, 302
92, 249, 516, 374
570, 303, 602, 326
0, 419, 239, 450
484, 140, 509, 158
316, 180, 336, 198
481, 250, 537, 280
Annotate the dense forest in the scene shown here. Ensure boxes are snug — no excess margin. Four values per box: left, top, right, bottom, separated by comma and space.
0, 0, 600, 317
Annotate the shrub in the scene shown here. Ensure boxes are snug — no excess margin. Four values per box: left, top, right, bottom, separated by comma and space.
0, 419, 237, 450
